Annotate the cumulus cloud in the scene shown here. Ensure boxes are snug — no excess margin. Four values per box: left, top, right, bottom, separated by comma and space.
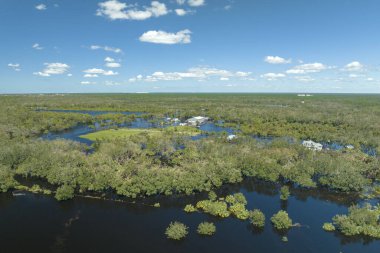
8, 63, 21, 71
343, 61, 364, 72
286, 63, 327, 74
188, 0, 204, 7
264, 56, 291, 64
90, 45, 122, 54
32, 43, 43, 50
261, 73, 286, 81
97, 0, 168, 20
130, 67, 252, 82
175, 9, 187, 16
103, 57, 121, 68
35, 4, 47, 11
33, 63, 70, 77
83, 68, 118, 77
106, 62, 121, 68
139, 29, 191, 44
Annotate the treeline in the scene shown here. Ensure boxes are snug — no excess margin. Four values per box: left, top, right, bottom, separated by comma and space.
0, 132, 379, 200
1, 94, 379, 149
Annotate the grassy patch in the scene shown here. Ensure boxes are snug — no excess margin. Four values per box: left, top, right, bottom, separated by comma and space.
80, 126, 200, 141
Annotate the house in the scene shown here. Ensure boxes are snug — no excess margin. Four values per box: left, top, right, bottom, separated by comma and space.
185, 116, 209, 126
227, 134, 237, 141
302, 140, 323, 151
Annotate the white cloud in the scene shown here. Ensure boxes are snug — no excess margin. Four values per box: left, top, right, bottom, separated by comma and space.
130, 67, 252, 82
83, 68, 118, 76
343, 61, 364, 72
33, 63, 70, 77
35, 4, 47, 11
188, 0, 204, 7
176, 0, 186, 4
90, 45, 122, 54
103, 57, 121, 68
67, 73, 73, 77
175, 9, 187, 16
264, 56, 291, 64
139, 29, 191, 44
81, 81, 96, 85
8, 63, 21, 71
224, 5, 232, 10
261, 73, 286, 81
286, 63, 327, 74
106, 62, 121, 68
32, 43, 43, 50
97, 0, 168, 21
84, 74, 99, 78
104, 57, 115, 62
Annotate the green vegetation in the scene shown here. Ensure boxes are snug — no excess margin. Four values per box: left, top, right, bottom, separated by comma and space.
80, 126, 200, 141
249, 209, 266, 228
280, 186, 290, 200
0, 94, 379, 202
153, 202, 160, 208
196, 200, 230, 218
184, 204, 197, 213
165, 222, 189, 240
229, 203, 250, 220
322, 223, 336, 232
271, 210, 293, 230
328, 204, 380, 238
197, 222, 216, 236
55, 184, 75, 201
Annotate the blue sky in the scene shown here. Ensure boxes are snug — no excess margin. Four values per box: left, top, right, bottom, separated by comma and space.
1, 0, 380, 93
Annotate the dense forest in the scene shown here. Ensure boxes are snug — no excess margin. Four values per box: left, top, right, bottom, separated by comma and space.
0, 93, 379, 202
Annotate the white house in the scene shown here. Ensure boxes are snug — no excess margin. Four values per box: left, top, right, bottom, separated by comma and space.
227, 134, 237, 141
302, 140, 323, 151
185, 116, 209, 126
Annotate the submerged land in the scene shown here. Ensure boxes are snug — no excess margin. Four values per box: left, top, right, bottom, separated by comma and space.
0, 93, 380, 252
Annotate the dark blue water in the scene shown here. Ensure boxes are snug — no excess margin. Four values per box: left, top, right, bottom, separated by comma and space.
1, 180, 379, 253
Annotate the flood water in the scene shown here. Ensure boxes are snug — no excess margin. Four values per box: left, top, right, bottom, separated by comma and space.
1, 110, 379, 253
1, 180, 380, 253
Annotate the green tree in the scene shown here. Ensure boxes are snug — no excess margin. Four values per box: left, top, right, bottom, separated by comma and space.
249, 209, 266, 228
55, 184, 75, 201
280, 186, 290, 200
271, 210, 293, 230
197, 222, 216, 236
165, 222, 189, 240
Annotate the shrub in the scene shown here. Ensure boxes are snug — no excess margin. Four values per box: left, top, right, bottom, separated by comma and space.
225, 193, 247, 205
153, 202, 160, 208
322, 222, 335, 231
280, 186, 290, 200
165, 222, 189, 240
271, 210, 293, 230
208, 191, 217, 201
196, 200, 230, 218
229, 203, 250, 220
331, 204, 380, 238
184, 204, 197, 213
249, 209, 265, 228
55, 184, 75, 201
197, 222, 216, 236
